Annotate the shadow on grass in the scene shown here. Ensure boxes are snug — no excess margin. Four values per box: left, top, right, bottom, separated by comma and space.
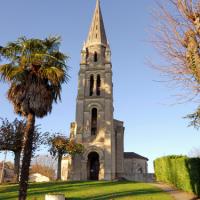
0, 184, 19, 193
30, 180, 130, 189
28, 181, 132, 195
0, 181, 119, 192
69, 188, 164, 200
0, 181, 163, 200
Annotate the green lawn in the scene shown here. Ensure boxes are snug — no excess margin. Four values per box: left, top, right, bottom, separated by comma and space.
0, 181, 173, 200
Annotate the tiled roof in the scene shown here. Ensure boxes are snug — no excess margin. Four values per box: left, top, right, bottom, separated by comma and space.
124, 152, 148, 161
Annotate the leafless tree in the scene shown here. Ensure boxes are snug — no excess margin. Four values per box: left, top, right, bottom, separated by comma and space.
152, 0, 200, 99
30, 155, 56, 180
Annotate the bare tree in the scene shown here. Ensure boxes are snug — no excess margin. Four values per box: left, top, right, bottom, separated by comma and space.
31, 155, 56, 180
152, 0, 200, 98
151, 0, 200, 126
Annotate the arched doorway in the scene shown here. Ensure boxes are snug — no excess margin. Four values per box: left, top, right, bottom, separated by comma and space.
87, 152, 100, 180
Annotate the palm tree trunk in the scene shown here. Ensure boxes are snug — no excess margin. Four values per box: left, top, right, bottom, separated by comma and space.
18, 113, 35, 200
14, 151, 21, 183
57, 154, 62, 180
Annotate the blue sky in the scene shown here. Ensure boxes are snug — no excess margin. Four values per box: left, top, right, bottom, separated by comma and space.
0, 0, 200, 173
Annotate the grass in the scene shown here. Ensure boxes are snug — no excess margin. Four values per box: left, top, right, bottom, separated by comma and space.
0, 181, 174, 200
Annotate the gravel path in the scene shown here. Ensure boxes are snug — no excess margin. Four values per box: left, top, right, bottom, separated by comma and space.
152, 183, 200, 200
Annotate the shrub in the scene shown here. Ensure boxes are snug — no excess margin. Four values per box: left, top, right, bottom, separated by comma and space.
154, 155, 200, 196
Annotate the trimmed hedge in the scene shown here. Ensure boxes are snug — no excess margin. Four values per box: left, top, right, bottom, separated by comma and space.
154, 155, 200, 196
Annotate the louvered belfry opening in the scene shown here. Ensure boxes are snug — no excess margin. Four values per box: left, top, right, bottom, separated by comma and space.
96, 74, 101, 96
91, 108, 97, 135
90, 75, 94, 96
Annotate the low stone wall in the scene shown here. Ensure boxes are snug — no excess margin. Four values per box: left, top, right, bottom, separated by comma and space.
122, 173, 155, 183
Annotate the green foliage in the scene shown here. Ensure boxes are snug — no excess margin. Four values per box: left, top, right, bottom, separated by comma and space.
48, 134, 84, 157
185, 107, 200, 129
0, 118, 25, 152
0, 118, 48, 153
48, 134, 69, 157
0, 36, 69, 118
48, 134, 84, 180
0, 118, 49, 183
154, 155, 200, 196
0, 36, 69, 199
66, 140, 84, 155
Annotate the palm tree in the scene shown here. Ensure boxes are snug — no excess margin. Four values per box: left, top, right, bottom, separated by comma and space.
0, 36, 69, 200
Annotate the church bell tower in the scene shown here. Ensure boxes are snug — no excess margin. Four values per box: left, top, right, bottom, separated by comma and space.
66, 0, 125, 181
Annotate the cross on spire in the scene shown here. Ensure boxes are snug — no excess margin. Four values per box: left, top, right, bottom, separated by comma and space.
86, 0, 108, 47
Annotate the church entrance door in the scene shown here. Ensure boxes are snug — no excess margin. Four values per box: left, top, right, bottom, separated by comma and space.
87, 152, 100, 180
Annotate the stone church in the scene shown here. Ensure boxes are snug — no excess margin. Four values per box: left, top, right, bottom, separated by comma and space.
61, 0, 149, 181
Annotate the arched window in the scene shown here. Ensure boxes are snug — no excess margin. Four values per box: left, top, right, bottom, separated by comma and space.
96, 74, 101, 96
90, 75, 94, 96
94, 52, 98, 62
91, 108, 97, 135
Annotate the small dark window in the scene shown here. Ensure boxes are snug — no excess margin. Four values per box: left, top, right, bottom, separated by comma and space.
96, 74, 101, 96
138, 168, 143, 174
91, 108, 97, 135
86, 48, 89, 60
94, 52, 98, 62
90, 75, 94, 96
96, 34, 98, 38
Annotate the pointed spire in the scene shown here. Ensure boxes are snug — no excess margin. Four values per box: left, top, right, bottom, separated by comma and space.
86, 0, 108, 47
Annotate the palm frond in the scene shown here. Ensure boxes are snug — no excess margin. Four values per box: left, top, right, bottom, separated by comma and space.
0, 35, 69, 118
38, 66, 65, 84
44, 36, 61, 52
0, 42, 22, 61
0, 64, 16, 81
0, 64, 28, 82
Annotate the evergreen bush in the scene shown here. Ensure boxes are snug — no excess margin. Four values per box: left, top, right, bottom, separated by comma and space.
154, 155, 200, 196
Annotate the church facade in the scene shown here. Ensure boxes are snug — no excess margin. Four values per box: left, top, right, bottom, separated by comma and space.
61, 0, 149, 181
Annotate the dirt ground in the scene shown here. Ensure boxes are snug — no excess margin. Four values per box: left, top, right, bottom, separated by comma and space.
152, 183, 200, 200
